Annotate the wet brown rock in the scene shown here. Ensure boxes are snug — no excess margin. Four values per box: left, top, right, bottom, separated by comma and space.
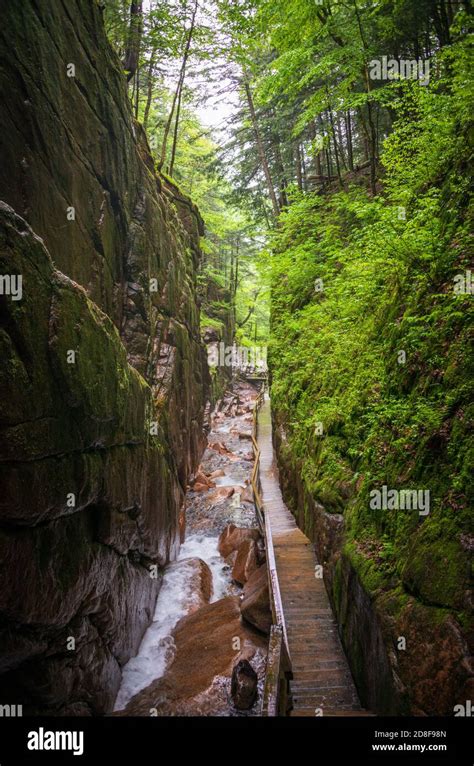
193, 482, 209, 492
218, 523, 237, 555
178, 509, 186, 544
209, 441, 233, 456
225, 550, 238, 567
218, 524, 261, 558
240, 566, 272, 635
192, 470, 215, 490
232, 539, 259, 586
231, 659, 258, 710
209, 486, 235, 502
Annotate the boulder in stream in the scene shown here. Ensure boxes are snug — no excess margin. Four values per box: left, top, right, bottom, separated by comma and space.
218, 524, 261, 558
231, 659, 258, 710
232, 539, 259, 585
192, 470, 216, 492
240, 565, 272, 635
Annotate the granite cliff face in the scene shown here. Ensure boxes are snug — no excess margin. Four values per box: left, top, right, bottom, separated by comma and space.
0, 0, 209, 714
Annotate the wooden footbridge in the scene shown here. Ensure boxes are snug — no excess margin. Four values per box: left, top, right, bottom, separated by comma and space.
250, 387, 365, 716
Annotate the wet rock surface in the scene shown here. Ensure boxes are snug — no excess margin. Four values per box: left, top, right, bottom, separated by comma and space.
231, 659, 259, 710
241, 565, 272, 636
232, 539, 259, 586
218, 524, 261, 559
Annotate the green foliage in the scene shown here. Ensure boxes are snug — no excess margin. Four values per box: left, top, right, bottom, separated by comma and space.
269, 37, 473, 611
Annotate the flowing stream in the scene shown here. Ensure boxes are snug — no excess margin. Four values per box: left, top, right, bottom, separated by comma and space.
114, 379, 260, 712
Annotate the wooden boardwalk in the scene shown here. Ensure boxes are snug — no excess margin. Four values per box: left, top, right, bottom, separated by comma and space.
257, 397, 364, 716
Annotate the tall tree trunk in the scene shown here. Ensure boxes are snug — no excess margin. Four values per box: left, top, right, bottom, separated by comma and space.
274, 135, 289, 208
159, 82, 180, 171
234, 238, 240, 321
300, 143, 307, 190
346, 110, 354, 171
295, 143, 303, 191
229, 242, 234, 296
169, 0, 198, 176
336, 114, 347, 171
315, 151, 323, 184
326, 101, 343, 186
143, 45, 157, 131
134, 63, 140, 119
122, 1, 143, 83
432, 0, 451, 46
159, 0, 198, 172
325, 143, 332, 185
168, 76, 185, 176
244, 78, 280, 217
308, 120, 323, 189
365, 93, 377, 194
352, 0, 377, 194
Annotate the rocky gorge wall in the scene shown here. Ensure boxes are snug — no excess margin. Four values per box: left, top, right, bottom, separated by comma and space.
0, 0, 210, 714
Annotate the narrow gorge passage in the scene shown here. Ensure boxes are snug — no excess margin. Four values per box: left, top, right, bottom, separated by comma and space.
0, 0, 472, 759
115, 379, 269, 716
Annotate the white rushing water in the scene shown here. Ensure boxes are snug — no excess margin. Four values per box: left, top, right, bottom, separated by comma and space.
113, 534, 230, 711
214, 475, 246, 488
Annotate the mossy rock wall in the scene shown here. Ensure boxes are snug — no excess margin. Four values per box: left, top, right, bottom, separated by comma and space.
0, 0, 208, 714
272, 413, 473, 715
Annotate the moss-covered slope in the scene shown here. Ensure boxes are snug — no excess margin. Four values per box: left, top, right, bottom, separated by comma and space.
268, 58, 473, 714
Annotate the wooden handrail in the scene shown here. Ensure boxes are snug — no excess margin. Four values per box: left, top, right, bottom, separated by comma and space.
249, 380, 293, 715
263, 508, 291, 667
261, 625, 283, 716
250, 386, 265, 532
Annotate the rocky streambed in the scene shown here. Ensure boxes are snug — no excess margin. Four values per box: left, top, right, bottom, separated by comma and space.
114, 379, 270, 716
